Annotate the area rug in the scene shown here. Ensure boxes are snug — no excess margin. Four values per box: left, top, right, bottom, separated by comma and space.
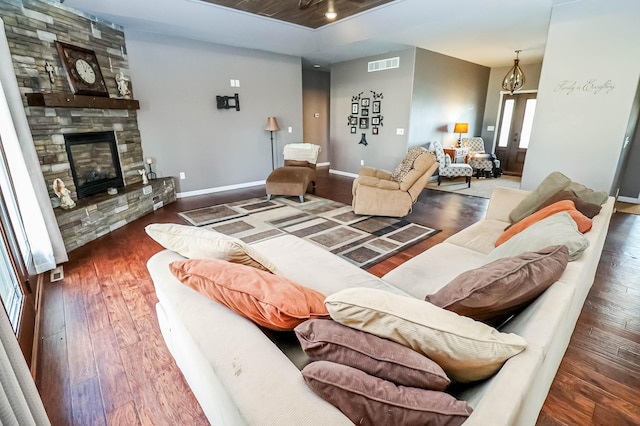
425, 175, 521, 199
179, 194, 440, 269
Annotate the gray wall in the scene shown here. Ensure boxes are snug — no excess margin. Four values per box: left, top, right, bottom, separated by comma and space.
410, 48, 490, 150
481, 62, 542, 149
302, 69, 330, 164
125, 30, 303, 194
330, 48, 416, 173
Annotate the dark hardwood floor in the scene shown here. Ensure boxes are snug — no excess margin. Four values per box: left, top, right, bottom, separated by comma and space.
36, 169, 640, 425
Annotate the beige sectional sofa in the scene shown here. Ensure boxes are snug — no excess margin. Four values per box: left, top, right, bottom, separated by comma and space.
146, 186, 615, 425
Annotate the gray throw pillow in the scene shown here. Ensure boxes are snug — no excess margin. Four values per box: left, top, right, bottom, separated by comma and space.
295, 319, 450, 390
486, 212, 589, 263
509, 171, 571, 223
426, 245, 569, 325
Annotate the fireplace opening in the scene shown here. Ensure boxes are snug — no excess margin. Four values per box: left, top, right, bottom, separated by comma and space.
64, 131, 124, 199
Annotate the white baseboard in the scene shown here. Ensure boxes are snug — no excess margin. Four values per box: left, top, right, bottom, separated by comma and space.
176, 180, 265, 199
317, 161, 330, 167
329, 169, 358, 178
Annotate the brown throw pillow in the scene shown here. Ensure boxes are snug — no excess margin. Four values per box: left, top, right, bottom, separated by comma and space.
295, 319, 450, 391
538, 190, 602, 218
426, 245, 569, 325
302, 361, 472, 426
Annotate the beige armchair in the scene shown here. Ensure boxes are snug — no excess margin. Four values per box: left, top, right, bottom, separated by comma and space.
352, 147, 438, 217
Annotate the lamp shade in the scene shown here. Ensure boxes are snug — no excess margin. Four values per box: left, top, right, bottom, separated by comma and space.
265, 117, 280, 132
453, 122, 468, 134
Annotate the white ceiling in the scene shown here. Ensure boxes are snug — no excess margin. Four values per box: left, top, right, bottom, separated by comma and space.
61, 0, 556, 69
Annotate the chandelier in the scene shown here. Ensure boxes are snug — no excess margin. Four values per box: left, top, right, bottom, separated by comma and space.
502, 50, 525, 94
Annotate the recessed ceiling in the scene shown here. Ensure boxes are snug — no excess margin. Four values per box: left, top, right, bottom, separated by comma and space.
61, 0, 554, 68
199, 0, 397, 29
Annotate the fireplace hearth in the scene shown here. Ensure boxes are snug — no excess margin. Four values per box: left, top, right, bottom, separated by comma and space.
64, 131, 124, 199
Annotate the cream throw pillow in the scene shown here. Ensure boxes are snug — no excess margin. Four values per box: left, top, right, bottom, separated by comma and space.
145, 223, 280, 274
485, 212, 589, 263
325, 287, 527, 383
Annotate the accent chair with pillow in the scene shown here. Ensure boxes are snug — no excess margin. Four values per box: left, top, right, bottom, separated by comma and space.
461, 137, 501, 178
351, 146, 438, 217
433, 141, 473, 187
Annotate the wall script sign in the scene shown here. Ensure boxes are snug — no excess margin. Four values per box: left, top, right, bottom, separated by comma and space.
554, 79, 616, 95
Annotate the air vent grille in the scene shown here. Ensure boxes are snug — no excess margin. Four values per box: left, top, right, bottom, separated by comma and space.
368, 57, 400, 72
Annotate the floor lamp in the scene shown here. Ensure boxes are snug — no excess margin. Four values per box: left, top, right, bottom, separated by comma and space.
265, 116, 281, 170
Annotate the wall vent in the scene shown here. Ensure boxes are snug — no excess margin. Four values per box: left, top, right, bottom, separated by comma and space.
368, 57, 400, 72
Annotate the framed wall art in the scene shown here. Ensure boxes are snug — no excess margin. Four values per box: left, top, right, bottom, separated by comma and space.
373, 100, 381, 114
361, 98, 370, 107
352, 103, 359, 114
371, 116, 380, 125
350, 126, 357, 134
361, 108, 369, 117
359, 117, 369, 129
372, 127, 379, 135
55, 41, 109, 96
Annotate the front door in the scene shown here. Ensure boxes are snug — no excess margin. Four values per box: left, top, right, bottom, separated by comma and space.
495, 92, 537, 176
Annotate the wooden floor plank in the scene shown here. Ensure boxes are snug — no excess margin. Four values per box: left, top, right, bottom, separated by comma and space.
71, 376, 106, 426
100, 277, 141, 350
105, 401, 141, 426
37, 330, 72, 426
93, 327, 134, 415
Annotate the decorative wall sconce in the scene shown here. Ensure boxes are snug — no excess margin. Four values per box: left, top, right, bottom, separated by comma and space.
216, 93, 240, 111
502, 50, 526, 94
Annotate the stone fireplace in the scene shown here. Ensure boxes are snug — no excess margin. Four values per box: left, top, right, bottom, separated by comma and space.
0, 0, 176, 252
64, 131, 124, 199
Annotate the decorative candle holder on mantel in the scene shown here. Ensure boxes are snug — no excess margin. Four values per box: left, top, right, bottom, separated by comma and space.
146, 157, 157, 180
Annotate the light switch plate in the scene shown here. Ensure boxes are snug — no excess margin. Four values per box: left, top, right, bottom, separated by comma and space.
396, 128, 404, 135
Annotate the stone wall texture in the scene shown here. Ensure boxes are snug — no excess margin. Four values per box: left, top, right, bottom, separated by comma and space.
0, 0, 144, 200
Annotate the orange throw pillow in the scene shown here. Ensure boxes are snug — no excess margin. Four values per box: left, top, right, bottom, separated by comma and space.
497, 200, 592, 246
170, 258, 329, 331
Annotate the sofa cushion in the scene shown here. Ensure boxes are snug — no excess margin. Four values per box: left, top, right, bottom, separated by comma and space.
145, 223, 280, 274
294, 319, 450, 390
325, 287, 527, 382
509, 171, 572, 223
301, 361, 472, 426
567, 182, 609, 206
537, 190, 602, 218
169, 258, 329, 331
426, 245, 569, 325
486, 212, 589, 263
496, 200, 592, 246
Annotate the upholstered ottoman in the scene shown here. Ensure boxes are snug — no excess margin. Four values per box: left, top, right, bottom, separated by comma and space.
266, 166, 315, 203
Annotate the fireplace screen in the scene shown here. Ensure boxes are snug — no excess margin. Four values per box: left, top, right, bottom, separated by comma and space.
64, 131, 124, 198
